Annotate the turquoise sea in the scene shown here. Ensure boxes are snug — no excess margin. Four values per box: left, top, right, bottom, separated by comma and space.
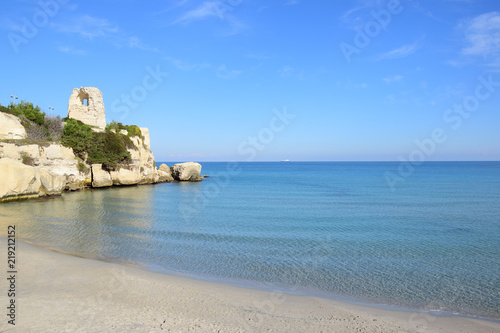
1, 162, 499, 320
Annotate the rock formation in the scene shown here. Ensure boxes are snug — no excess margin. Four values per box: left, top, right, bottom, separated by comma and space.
171, 162, 203, 182
0, 87, 203, 202
0, 112, 27, 140
157, 164, 174, 183
0, 159, 40, 201
91, 164, 113, 188
67, 87, 106, 131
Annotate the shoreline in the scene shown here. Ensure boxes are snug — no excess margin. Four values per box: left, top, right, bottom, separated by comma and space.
1, 237, 498, 332
14, 236, 500, 324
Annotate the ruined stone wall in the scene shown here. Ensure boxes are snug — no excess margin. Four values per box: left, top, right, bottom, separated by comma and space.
67, 87, 106, 130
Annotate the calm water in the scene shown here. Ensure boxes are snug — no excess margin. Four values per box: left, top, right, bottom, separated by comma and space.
1, 162, 499, 319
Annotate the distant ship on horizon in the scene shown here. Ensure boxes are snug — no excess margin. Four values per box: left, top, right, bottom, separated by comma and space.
281, 159, 291, 162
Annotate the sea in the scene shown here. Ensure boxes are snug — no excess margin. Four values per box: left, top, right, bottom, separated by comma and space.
1, 162, 499, 320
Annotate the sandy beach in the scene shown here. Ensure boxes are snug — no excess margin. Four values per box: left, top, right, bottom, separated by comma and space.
1, 237, 498, 333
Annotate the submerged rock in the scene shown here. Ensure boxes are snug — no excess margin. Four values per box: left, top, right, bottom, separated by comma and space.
170, 162, 203, 182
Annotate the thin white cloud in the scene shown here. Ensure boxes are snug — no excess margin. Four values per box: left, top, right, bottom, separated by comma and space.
57, 45, 86, 56
51, 15, 157, 52
173, 1, 245, 35
174, 1, 226, 24
377, 36, 425, 60
52, 15, 119, 40
461, 12, 500, 57
383, 75, 403, 83
128, 37, 158, 52
165, 56, 211, 71
217, 65, 241, 79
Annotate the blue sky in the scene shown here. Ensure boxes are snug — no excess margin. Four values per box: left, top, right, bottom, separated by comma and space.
1, 0, 499, 161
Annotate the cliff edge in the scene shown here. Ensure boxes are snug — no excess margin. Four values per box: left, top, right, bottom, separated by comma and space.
0, 87, 200, 202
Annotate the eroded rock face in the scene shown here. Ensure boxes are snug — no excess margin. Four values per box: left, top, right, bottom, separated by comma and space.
171, 162, 202, 182
0, 112, 27, 140
0, 159, 40, 202
67, 87, 106, 130
39, 169, 66, 195
91, 164, 113, 188
109, 167, 140, 185
129, 128, 159, 184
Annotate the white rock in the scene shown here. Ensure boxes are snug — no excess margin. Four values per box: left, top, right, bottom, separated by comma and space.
110, 168, 140, 185
39, 144, 79, 175
171, 162, 202, 181
157, 170, 173, 183
91, 164, 112, 188
0, 143, 39, 163
67, 87, 106, 130
0, 158, 40, 201
158, 163, 171, 173
39, 169, 66, 195
0, 112, 27, 140
140, 127, 151, 149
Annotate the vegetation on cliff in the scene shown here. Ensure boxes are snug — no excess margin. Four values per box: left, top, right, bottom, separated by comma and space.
0, 101, 63, 141
1, 102, 142, 171
61, 119, 137, 170
106, 121, 142, 137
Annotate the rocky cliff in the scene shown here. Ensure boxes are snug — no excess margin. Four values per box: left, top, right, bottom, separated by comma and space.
0, 87, 202, 202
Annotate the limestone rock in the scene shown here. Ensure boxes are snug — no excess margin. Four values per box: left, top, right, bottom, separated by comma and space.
140, 127, 151, 149
67, 87, 106, 130
157, 164, 173, 182
91, 164, 112, 188
39, 169, 66, 195
0, 158, 40, 201
0, 112, 27, 140
39, 144, 79, 175
0, 143, 39, 164
158, 163, 171, 173
128, 127, 159, 185
110, 168, 140, 185
171, 162, 202, 182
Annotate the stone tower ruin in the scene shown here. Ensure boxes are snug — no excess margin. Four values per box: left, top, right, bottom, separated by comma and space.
67, 87, 106, 130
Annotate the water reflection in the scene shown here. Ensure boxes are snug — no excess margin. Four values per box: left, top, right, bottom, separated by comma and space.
0, 185, 156, 263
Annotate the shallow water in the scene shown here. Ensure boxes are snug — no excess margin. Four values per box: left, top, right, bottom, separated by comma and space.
1, 162, 499, 319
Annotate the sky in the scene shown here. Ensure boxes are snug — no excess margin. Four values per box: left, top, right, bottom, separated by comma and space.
1, 0, 499, 161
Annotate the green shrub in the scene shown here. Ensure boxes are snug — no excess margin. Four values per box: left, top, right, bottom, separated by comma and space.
123, 125, 142, 137
105, 120, 123, 132
0, 102, 64, 142
105, 120, 142, 137
86, 132, 133, 170
6, 101, 45, 125
61, 119, 93, 159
